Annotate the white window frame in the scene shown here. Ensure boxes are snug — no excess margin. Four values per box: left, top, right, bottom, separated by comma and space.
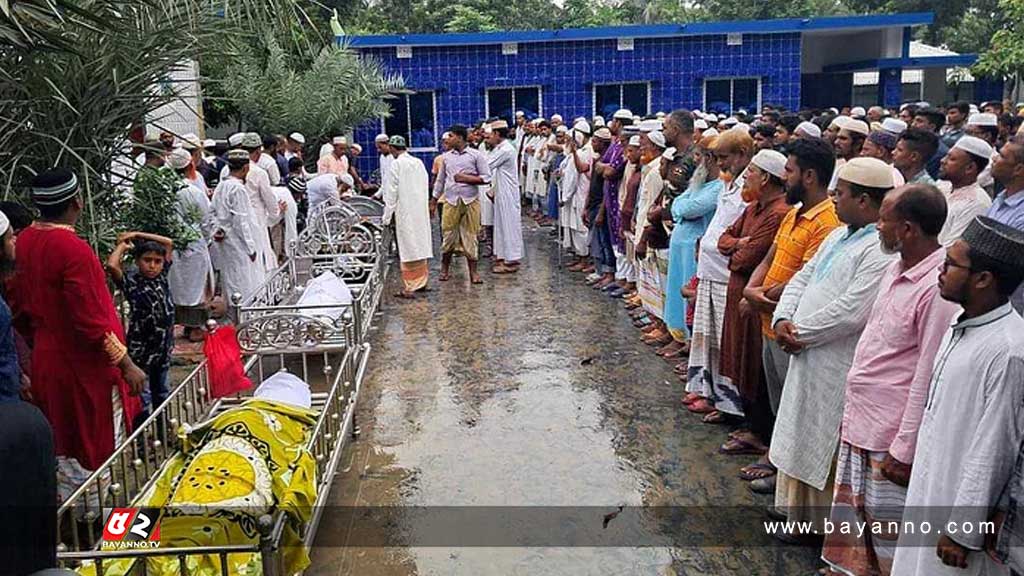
591, 82, 651, 117
702, 77, 762, 115
484, 85, 544, 119
380, 90, 439, 153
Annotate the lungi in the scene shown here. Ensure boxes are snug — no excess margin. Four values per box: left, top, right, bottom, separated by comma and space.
822, 443, 905, 576
440, 199, 481, 260
685, 279, 738, 414
400, 259, 430, 292
637, 252, 663, 319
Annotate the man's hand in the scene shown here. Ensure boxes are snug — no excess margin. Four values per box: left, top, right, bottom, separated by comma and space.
937, 535, 969, 569
880, 453, 912, 487
19, 374, 32, 402
582, 212, 590, 227
120, 358, 147, 397
429, 199, 437, 218
986, 510, 1006, 563
774, 320, 804, 354
595, 211, 605, 227
249, 252, 257, 262
734, 237, 751, 251
278, 200, 287, 213
743, 285, 778, 312
452, 173, 472, 184
738, 297, 752, 317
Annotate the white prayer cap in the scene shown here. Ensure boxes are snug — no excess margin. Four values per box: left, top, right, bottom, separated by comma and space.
593, 127, 613, 141
593, 116, 606, 127
702, 127, 719, 138
573, 119, 591, 134
837, 157, 894, 188
656, 111, 666, 119
750, 149, 787, 179
338, 173, 355, 188
632, 115, 642, 124
736, 109, 747, 116
612, 108, 633, 121
228, 132, 246, 147
969, 103, 980, 115
717, 113, 726, 120
628, 135, 641, 147
733, 122, 751, 133
483, 125, 494, 135
637, 119, 661, 133
165, 147, 192, 170
0, 211, 9, 237
515, 110, 525, 117
202, 138, 216, 149
881, 118, 907, 135
555, 125, 569, 135
968, 112, 998, 127
551, 114, 563, 123
721, 117, 738, 128
646, 130, 667, 149
850, 106, 866, 118
441, 131, 452, 140
694, 119, 709, 130
289, 132, 306, 144
834, 116, 869, 136
662, 146, 676, 160
374, 133, 389, 143
254, 371, 312, 410
795, 121, 821, 138
179, 132, 200, 150
828, 107, 840, 115
332, 136, 347, 145
953, 135, 995, 160
351, 143, 363, 154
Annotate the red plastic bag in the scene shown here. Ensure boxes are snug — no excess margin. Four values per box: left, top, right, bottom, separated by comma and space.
204, 325, 252, 398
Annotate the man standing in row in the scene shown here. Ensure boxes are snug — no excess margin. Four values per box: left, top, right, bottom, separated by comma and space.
382, 136, 433, 299
487, 120, 524, 274
432, 125, 491, 284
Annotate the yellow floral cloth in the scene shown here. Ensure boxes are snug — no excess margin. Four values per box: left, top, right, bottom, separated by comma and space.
79, 399, 318, 576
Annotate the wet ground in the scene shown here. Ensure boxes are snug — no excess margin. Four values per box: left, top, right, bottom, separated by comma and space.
309, 219, 820, 576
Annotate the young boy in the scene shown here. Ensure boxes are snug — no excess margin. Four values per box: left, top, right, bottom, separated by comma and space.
106, 232, 175, 419
286, 157, 308, 232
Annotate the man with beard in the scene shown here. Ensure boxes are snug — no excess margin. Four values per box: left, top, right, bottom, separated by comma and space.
828, 116, 869, 192
937, 135, 994, 247
892, 216, 1024, 575
769, 158, 896, 538
736, 137, 841, 494
821, 184, 957, 575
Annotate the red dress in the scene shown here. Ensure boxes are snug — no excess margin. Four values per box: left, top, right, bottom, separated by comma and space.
11, 223, 141, 470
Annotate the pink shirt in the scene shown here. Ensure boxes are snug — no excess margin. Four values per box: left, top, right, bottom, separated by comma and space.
840, 247, 959, 463
317, 153, 349, 177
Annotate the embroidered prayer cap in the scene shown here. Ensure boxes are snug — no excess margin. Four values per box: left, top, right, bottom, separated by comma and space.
637, 119, 661, 133
662, 146, 677, 160
179, 133, 200, 150
550, 114, 563, 123
202, 138, 216, 149
694, 119, 709, 130
593, 127, 613, 141
241, 132, 262, 150
850, 106, 866, 118
254, 371, 312, 410
388, 135, 407, 148
0, 211, 9, 237
646, 130, 667, 149
30, 168, 79, 206
228, 132, 246, 147
967, 113, 999, 127
835, 116, 870, 136
226, 149, 249, 162
868, 129, 898, 151
612, 108, 633, 121
795, 121, 821, 138
881, 118, 907, 135
289, 132, 307, 144
573, 119, 591, 135
628, 135, 641, 147
332, 136, 347, 145
165, 147, 192, 170
953, 135, 994, 160
593, 116, 606, 127
622, 124, 639, 136
721, 117, 738, 128
751, 149, 788, 179
490, 119, 509, 130
962, 215, 1024, 270
836, 157, 894, 188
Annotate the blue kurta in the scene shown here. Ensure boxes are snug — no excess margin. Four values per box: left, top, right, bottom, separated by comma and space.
664, 178, 721, 337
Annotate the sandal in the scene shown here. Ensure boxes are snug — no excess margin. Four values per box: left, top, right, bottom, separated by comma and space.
738, 462, 777, 482
681, 392, 702, 405
687, 398, 715, 414
719, 437, 768, 456
393, 291, 415, 299
702, 410, 729, 424
439, 272, 450, 282
674, 362, 689, 375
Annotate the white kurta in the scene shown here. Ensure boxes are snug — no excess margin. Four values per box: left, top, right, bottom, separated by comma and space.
634, 160, 663, 250
892, 303, 1024, 576
479, 141, 495, 226
258, 153, 281, 186
488, 139, 524, 262
268, 186, 298, 258
382, 152, 433, 263
306, 174, 339, 214
571, 144, 594, 233
220, 163, 279, 275
169, 181, 215, 306
769, 225, 897, 490
211, 176, 259, 301
558, 152, 578, 232
938, 181, 992, 247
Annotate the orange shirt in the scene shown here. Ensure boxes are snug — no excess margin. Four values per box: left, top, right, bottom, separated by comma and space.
761, 198, 842, 337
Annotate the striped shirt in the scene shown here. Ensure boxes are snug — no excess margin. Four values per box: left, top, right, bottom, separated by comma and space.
761, 198, 841, 337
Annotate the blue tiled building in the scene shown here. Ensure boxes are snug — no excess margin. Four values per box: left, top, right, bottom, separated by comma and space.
343, 12, 993, 174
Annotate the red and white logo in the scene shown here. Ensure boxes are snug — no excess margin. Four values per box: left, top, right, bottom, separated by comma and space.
101, 508, 161, 549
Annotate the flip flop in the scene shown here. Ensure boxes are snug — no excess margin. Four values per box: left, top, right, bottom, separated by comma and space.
719, 437, 768, 456
470, 276, 484, 285
738, 462, 777, 481
702, 410, 729, 424
681, 392, 701, 405
393, 291, 415, 300
439, 273, 450, 282
687, 398, 715, 414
